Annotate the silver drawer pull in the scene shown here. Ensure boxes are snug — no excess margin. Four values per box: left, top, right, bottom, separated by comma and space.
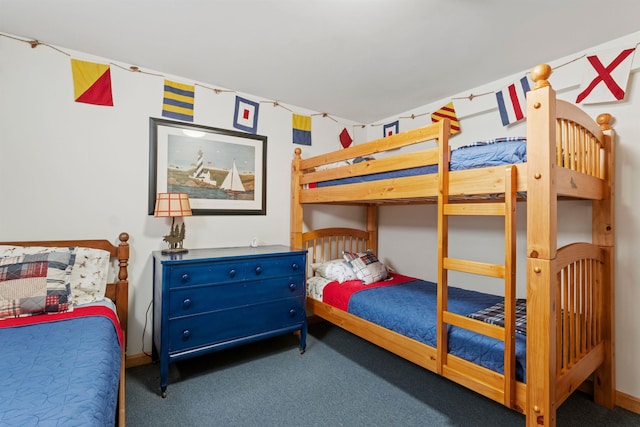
182, 329, 191, 340
228, 269, 236, 278
180, 273, 190, 283
182, 298, 192, 309
254, 266, 263, 275
289, 283, 297, 291
291, 263, 299, 270
288, 308, 297, 317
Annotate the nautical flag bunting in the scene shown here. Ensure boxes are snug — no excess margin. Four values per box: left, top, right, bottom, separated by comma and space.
292, 114, 312, 145
233, 96, 260, 134
575, 47, 636, 104
339, 128, 353, 148
383, 121, 399, 137
495, 76, 531, 126
431, 102, 460, 134
71, 59, 113, 106
162, 80, 195, 122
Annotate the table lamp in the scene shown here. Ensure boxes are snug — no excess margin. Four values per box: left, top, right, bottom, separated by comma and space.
154, 192, 192, 254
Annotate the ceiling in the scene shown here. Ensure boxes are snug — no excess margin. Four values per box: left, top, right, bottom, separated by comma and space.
2, 0, 640, 123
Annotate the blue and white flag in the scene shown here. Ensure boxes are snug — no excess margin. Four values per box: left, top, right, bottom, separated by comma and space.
233, 96, 260, 133
495, 76, 531, 127
383, 120, 399, 137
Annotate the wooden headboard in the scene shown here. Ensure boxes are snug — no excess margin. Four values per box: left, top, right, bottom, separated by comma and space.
301, 227, 371, 276
0, 232, 130, 339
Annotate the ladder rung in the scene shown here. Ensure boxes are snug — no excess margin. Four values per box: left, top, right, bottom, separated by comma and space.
443, 257, 505, 278
443, 311, 505, 341
443, 202, 506, 216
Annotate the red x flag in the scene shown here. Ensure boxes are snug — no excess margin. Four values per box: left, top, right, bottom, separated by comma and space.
576, 47, 636, 104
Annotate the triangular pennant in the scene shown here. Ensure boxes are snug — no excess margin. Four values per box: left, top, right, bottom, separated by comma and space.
431, 102, 460, 134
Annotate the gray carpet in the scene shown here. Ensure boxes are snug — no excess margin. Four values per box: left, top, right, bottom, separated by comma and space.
126, 321, 639, 426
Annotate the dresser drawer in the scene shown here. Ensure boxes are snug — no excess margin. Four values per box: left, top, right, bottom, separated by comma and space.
168, 261, 247, 288
168, 275, 305, 318
168, 297, 305, 353
168, 254, 305, 288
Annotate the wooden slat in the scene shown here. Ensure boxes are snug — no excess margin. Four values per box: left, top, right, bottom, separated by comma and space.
443, 257, 505, 278
444, 202, 506, 216
300, 149, 439, 185
299, 122, 444, 170
442, 311, 505, 340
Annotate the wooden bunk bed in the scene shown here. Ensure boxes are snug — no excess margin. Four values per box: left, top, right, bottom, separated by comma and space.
0, 232, 130, 427
290, 64, 615, 427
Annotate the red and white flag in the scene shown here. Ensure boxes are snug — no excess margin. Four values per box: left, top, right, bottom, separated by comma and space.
575, 47, 636, 104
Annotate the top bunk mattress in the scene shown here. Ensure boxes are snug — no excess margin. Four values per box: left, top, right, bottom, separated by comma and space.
312, 137, 527, 188
0, 303, 122, 426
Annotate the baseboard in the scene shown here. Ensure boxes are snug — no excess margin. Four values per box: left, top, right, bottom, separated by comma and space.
126, 352, 153, 369
123, 350, 640, 415
616, 390, 640, 414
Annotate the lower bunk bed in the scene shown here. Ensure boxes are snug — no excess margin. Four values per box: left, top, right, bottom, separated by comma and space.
302, 228, 612, 426
0, 233, 129, 427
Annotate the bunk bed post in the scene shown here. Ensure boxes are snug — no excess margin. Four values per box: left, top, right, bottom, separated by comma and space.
291, 147, 304, 249
526, 64, 558, 427
366, 204, 378, 253
116, 232, 130, 347
592, 114, 616, 408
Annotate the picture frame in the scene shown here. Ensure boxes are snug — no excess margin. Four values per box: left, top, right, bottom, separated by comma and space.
148, 118, 267, 215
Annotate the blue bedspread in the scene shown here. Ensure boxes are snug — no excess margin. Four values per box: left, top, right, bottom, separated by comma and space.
348, 279, 527, 381
0, 314, 121, 427
317, 138, 527, 187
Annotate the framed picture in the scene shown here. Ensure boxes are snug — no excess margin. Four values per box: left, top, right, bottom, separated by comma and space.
148, 118, 267, 215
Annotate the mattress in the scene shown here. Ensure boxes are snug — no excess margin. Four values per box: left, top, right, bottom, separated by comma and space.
0, 302, 122, 427
314, 137, 527, 187
309, 274, 527, 381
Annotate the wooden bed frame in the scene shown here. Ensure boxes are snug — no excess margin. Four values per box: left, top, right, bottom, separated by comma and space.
290, 64, 615, 427
0, 232, 130, 427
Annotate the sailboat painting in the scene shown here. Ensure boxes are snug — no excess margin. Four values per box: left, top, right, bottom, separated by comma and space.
149, 118, 267, 215
220, 161, 246, 196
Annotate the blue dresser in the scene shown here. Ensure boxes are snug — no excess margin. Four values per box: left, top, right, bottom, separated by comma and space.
152, 245, 307, 397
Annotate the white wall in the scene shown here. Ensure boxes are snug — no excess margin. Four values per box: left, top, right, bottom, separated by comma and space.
2, 30, 639, 399
0, 36, 357, 360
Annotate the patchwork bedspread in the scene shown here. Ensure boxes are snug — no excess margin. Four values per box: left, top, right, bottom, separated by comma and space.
0, 305, 121, 427
321, 275, 527, 381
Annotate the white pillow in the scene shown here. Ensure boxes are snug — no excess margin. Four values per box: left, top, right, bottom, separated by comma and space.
307, 276, 332, 301
68, 247, 111, 305
311, 259, 357, 283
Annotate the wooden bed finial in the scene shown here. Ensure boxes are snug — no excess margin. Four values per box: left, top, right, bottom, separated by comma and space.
597, 113, 612, 131
294, 147, 302, 158
530, 64, 552, 89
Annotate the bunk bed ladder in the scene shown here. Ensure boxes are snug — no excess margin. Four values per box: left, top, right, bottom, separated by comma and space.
436, 163, 518, 408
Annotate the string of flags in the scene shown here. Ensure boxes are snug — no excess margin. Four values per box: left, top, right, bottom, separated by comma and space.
3, 32, 638, 148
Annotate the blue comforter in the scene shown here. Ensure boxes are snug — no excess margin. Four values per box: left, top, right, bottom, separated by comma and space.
317, 138, 527, 187
0, 314, 121, 426
348, 279, 527, 381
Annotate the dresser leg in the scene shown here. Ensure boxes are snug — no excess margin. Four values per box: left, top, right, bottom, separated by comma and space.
299, 320, 307, 354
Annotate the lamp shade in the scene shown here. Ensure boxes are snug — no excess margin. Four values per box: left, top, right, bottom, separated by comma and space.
154, 193, 192, 217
